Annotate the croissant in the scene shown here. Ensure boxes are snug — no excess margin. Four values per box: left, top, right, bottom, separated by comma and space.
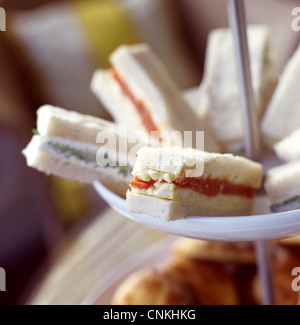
112, 255, 239, 305
171, 238, 258, 305
159, 256, 239, 305
111, 266, 199, 305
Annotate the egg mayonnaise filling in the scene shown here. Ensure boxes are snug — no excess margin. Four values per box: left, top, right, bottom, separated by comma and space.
130, 169, 254, 202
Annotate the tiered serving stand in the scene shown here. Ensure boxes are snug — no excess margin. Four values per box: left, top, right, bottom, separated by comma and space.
94, 0, 300, 305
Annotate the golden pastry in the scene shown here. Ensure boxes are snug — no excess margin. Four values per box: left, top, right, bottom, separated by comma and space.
111, 267, 198, 305
172, 237, 256, 264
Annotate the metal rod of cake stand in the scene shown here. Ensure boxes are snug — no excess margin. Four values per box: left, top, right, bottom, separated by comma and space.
227, 0, 274, 305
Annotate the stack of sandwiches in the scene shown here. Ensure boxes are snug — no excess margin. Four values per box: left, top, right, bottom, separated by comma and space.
91, 43, 219, 153
261, 43, 300, 147
23, 43, 221, 203
261, 43, 300, 213
23, 38, 300, 219
23, 103, 264, 220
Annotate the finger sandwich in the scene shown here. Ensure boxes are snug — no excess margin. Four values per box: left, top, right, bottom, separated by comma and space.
22, 105, 150, 198
198, 25, 273, 153
91, 43, 219, 153
261, 43, 300, 146
264, 160, 300, 213
126, 146, 263, 221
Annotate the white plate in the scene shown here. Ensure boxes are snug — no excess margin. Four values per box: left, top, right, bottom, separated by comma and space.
93, 179, 300, 242
81, 237, 174, 305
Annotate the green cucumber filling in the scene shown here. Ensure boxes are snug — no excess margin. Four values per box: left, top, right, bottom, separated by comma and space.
32, 128, 40, 136
271, 196, 300, 213
40, 136, 133, 177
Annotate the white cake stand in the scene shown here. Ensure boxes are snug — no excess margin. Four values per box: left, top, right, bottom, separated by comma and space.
94, 0, 298, 305
93, 178, 300, 306
93, 180, 300, 243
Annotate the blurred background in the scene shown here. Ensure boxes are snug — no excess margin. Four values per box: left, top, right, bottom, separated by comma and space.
0, 0, 299, 304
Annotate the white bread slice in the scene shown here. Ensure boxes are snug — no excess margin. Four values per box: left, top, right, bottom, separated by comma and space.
91, 43, 220, 153
126, 190, 253, 221
36, 103, 120, 142
182, 87, 207, 118
199, 25, 272, 151
132, 147, 262, 188
91, 70, 150, 135
261, 43, 300, 146
264, 160, 300, 207
127, 146, 263, 220
35, 105, 150, 164
274, 127, 300, 162
36, 105, 138, 149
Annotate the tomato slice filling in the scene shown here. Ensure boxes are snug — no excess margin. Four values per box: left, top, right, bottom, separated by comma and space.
130, 176, 254, 198
111, 69, 162, 141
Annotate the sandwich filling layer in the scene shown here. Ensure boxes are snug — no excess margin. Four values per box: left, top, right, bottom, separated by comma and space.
130, 175, 254, 200
129, 147, 262, 203
34, 135, 133, 177
128, 174, 255, 217
271, 196, 300, 213
111, 69, 162, 141
127, 147, 263, 218
264, 160, 300, 213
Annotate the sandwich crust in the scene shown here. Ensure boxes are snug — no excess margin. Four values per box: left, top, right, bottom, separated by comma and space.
264, 161, 300, 206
